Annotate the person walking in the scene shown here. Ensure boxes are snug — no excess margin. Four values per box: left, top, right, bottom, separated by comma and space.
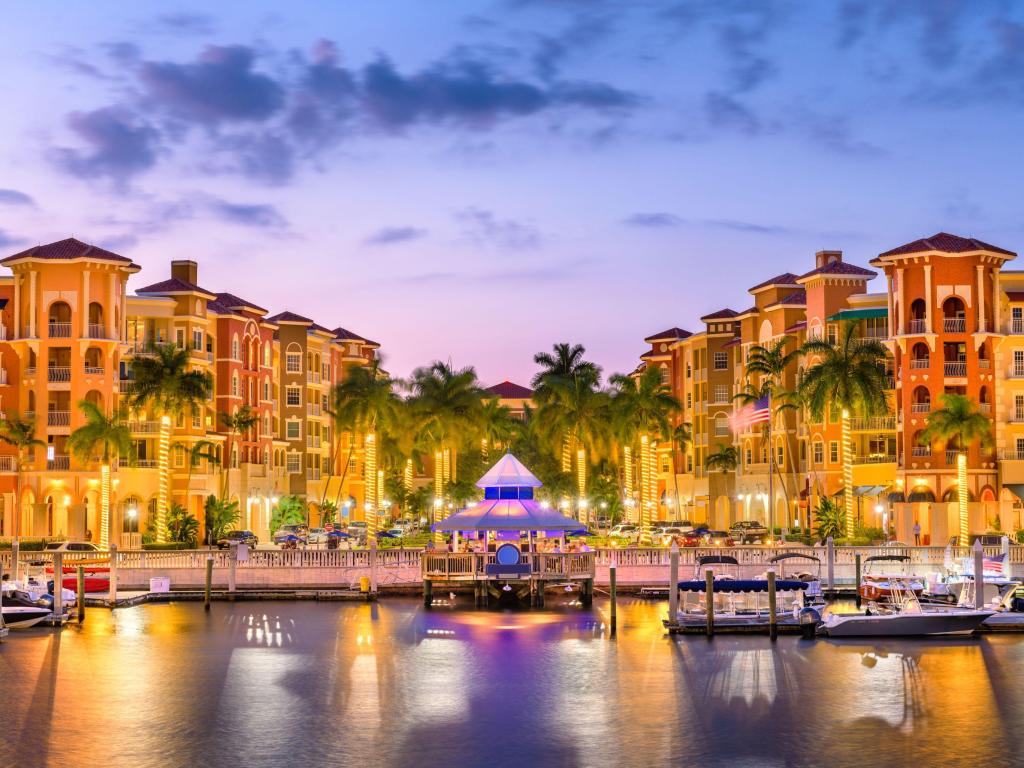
913, 520, 921, 546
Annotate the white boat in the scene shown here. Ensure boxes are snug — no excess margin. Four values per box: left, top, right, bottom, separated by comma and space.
822, 581, 994, 638
1, 605, 52, 629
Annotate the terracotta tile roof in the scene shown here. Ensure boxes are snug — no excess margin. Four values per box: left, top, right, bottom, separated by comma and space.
2, 237, 133, 265
485, 381, 534, 399
215, 292, 266, 314
1006, 291, 1024, 302
333, 327, 366, 342
136, 277, 217, 298
309, 322, 337, 336
785, 320, 807, 333
701, 308, 738, 321
799, 261, 875, 279
266, 310, 313, 325
644, 326, 691, 343
722, 337, 742, 348
776, 290, 807, 305
748, 272, 800, 292
735, 306, 759, 315
878, 232, 1016, 258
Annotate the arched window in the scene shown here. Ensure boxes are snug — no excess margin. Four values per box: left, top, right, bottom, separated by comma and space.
88, 302, 104, 337
232, 372, 239, 397
48, 301, 72, 338
942, 297, 966, 333
122, 495, 141, 533
910, 342, 929, 369
912, 386, 931, 413
231, 446, 239, 469
232, 334, 240, 360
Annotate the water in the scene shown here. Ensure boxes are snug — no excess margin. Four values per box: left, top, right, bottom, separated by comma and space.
1, 598, 1022, 768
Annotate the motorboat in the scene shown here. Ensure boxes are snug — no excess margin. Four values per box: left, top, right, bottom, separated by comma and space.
822, 581, 993, 637
0, 605, 52, 629
761, 552, 825, 608
858, 555, 925, 602
927, 553, 1019, 605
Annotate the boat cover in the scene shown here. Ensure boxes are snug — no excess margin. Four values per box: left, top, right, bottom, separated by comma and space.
676, 579, 809, 593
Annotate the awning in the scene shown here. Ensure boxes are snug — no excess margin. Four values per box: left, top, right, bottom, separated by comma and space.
888, 491, 906, 503
827, 307, 887, 321
908, 488, 936, 503
855, 484, 890, 497
0, 298, 7, 309
1004, 484, 1024, 501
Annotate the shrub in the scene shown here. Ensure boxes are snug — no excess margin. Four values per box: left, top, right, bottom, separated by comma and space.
142, 542, 190, 550
1016, 529, 1024, 545
834, 536, 872, 546
0, 539, 49, 551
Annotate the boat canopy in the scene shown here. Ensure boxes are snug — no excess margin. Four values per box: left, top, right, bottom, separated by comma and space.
696, 555, 739, 566
768, 552, 821, 564
677, 579, 809, 593
865, 554, 911, 563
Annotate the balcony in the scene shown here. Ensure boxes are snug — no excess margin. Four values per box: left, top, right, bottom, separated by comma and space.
119, 380, 136, 394
190, 347, 213, 362
849, 417, 896, 431
907, 318, 929, 334
943, 362, 967, 377
945, 449, 962, 464
307, 467, 322, 481
47, 455, 70, 471
87, 324, 112, 340
743, 462, 770, 474
910, 403, 931, 413
125, 341, 159, 356
47, 366, 71, 383
307, 436, 322, 449
0, 456, 16, 472
943, 318, 966, 333
24, 366, 37, 377
979, 359, 991, 369
84, 364, 104, 375
911, 446, 931, 457
128, 420, 161, 434
1009, 319, 1024, 335
48, 322, 72, 338
47, 410, 71, 427
910, 358, 930, 369
1002, 450, 1024, 461
852, 454, 896, 464
308, 403, 322, 417
135, 458, 159, 469
307, 371, 321, 384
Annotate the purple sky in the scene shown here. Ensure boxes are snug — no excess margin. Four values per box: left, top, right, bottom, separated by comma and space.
1, 2, 1022, 385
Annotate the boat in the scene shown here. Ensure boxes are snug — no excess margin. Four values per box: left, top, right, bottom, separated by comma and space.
858, 555, 925, 602
0, 605, 53, 629
761, 552, 825, 609
927, 553, 1020, 605
822, 580, 994, 637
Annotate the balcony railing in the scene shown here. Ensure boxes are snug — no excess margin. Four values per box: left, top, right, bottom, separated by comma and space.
307, 371, 321, 384
907, 318, 929, 334
979, 359, 991, 369
943, 362, 967, 377
47, 455, 70, 471
0, 456, 16, 472
47, 410, 71, 427
125, 341, 161, 355
852, 454, 896, 464
1009, 319, 1024, 335
307, 467, 322, 480
128, 420, 161, 434
87, 324, 111, 339
119, 380, 136, 394
1010, 365, 1024, 379
190, 348, 213, 362
307, 436, 322, 449
910, 358, 929, 369
48, 322, 72, 338
84, 364, 104, 375
1002, 450, 1024, 461
911, 402, 931, 413
308, 403, 322, 416
911, 446, 931, 457
743, 462, 769, 474
47, 366, 71, 383
135, 459, 159, 469
980, 403, 991, 415
945, 450, 962, 464
848, 417, 896, 431
943, 318, 966, 333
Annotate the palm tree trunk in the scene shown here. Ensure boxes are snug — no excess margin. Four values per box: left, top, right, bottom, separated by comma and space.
639, 434, 652, 545
332, 433, 356, 508
841, 409, 854, 538
561, 434, 572, 474
157, 414, 171, 542
100, 462, 111, 550
365, 431, 377, 535
434, 448, 445, 547
958, 451, 969, 546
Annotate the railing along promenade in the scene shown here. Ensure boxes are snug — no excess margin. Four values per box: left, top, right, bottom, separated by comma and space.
0, 545, 1018, 591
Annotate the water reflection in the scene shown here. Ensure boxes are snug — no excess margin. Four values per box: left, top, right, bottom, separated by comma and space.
1, 598, 1023, 768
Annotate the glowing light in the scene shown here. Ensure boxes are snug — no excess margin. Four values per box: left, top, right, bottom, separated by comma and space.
841, 409, 854, 537
157, 414, 171, 543
957, 452, 969, 546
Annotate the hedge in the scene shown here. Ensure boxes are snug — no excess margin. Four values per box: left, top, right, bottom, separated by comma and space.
0, 540, 51, 551
141, 542, 191, 551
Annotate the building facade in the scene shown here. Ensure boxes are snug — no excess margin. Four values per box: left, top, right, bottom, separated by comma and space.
0, 239, 380, 545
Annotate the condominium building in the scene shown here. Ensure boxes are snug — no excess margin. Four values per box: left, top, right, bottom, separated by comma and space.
0, 239, 380, 545
641, 233, 1019, 544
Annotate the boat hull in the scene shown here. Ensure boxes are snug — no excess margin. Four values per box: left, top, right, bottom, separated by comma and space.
1, 606, 52, 629
823, 610, 994, 637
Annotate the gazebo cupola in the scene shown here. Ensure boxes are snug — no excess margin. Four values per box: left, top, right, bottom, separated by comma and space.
477, 453, 542, 501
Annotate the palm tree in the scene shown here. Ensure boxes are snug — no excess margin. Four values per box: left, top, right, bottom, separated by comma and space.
203, 494, 239, 547
705, 444, 739, 473
0, 413, 45, 541
327, 361, 399, 532
183, 439, 220, 500
67, 400, 132, 549
479, 396, 515, 460
532, 343, 601, 472
130, 344, 213, 542
800, 320, 890, 537
919, 394, 993, 546
219, 404, 259, 497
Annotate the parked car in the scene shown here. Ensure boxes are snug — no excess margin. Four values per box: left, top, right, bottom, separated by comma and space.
704, 530, 736, 547
307, 528, 327, 544
384, 527, 406, 539
216, 530, 258, 549
676, 530, 705, 547
968, 533, 1007, 547
43, 541, 99, 553
595, 516, 611, 530
273, 524, 308, 544
347, 521, 368, 539
659, 527, 687, 546
609, 524, 639, 538
730, 521, 769, 544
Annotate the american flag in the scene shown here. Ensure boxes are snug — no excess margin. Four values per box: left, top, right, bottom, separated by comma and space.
732, 394, 771, 431
984, 553, 1006, 576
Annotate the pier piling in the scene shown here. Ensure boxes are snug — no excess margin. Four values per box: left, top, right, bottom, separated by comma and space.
423, 579, 433, 608
369, 540, 378, 595
108, 544, 118, 602
77, 566, 86, 623
0, 564, 7, 637
11, 540, 18, 582
204, 556, 213, 611
974, 541, 985, 609
228, 542, 238, 595
854, 554, 862, 608
767, 571, 777, 641
53, 552, 64, 620
705, 569, 715, 637
609, 564, 617, 636
668, 543, 679, 626
826, 537, 834, 591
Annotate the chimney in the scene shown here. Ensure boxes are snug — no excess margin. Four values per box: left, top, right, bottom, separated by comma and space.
171, 259, 198, 285
815, 249, 842, 269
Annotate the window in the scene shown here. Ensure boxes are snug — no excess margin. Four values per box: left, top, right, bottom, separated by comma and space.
175, 329, 185, 348
286, 453, 301, 473
231, 373, 240, 397
686, 362, 691, 379
659, 366, 670, 385
713, 384, 728, 403
813, 441, 823, 465
1016, 395, 1024, 422
173, 445, 185, 468
745, 447, 752, 464
192, 330, 203, 351
322, 362, 331, 381
263, 380, 271, 401
713, 352, 728, 370
1017, 437, 1024, 457
286, 420, 300, 440
232, 336, 240, 360
776, 445, 784, 468
829, 441, 839, 463
192, 407, 201, 429
286, 386, 301, 406
286, 352, 301, 373
686, 392, 692, 409
264, 345, 271, 367
714, 417, 729, 437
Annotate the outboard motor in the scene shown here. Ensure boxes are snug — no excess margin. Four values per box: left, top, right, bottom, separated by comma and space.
1010, 586, 1024, 613
799, 607, 822, 639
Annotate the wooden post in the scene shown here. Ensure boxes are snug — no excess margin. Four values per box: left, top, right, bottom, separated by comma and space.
11, 539, 19, 582
0, 563, 7, 634
826, 536, 835, 591
76, 566, 86, 623
705, 569, 715, 637
423, 579, 433, 608
108, 543, 118, 603
669, 542, 679, 625
204, 556, 213, 611
609, 563, 617, 636
854, 554, 862, 608
974, 540, 986, 610
1002, 535, 1011, 580
767, 570, 777, 640
369, 539, 378, 595
52, 552, 64, 619
228, 542, 238, 594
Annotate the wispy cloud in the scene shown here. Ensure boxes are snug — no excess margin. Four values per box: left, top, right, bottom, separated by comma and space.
205, 197, 289, 229
456, 207, 541, 250
364, 226, 427, 246
623, 212, 682, 228
0, 229, 28, 249
0, 189, 35, 206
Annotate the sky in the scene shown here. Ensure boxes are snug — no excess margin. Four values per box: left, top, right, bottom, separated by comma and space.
1, 1, 1023, 385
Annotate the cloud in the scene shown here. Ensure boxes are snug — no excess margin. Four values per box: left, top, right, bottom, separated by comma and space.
364, 226, 427, 246
623, 212, 682, 227
532, 14, 614, 81
51, 107, 161, 182
0, 229, 28, 249
206, 198, 289, 229
456, 207, 541, 250
704, 91, 762, 135
148, 13, 218, 36
97, 234, 139, 252
702, 218, 791, 235
0, 189, 35, 206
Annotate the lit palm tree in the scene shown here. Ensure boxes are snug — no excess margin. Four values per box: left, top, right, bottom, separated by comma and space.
705, 444, 739, 473
182, 439, 220, 526
130, 344, 213, 542
0, 413, 45, 541
919, 393, 993, 546
219, 404, 259, 497
68, 401, 133, 549
479, 396, 516, 460
799, 320, 890, 537
532, 343, 601, 473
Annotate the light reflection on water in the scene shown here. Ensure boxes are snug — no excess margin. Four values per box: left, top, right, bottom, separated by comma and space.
0, 597, 1022, 768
